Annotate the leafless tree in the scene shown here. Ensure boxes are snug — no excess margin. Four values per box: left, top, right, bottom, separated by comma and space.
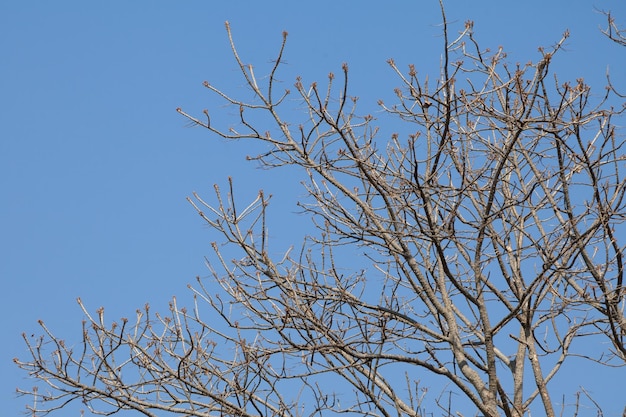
16, 4, 626, 417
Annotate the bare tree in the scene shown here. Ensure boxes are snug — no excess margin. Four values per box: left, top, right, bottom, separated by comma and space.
16, 5, 626, 417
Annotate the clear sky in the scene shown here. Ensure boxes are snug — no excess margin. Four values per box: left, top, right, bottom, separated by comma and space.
2, 1, 625, 416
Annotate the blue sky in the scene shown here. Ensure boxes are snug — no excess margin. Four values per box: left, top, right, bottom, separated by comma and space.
2, 1, 625, 416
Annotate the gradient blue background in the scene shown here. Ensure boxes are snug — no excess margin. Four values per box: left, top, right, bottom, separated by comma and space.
2, 1, 625, 415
